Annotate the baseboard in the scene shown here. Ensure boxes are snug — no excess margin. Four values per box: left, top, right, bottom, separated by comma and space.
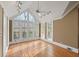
41, 39, 78, 53
41, 39, 53, 44
9, 38, 40, 45
53, 41, 78, 53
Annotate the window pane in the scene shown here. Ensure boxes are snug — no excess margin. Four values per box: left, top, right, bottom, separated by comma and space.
28, 31, 33, 38
22, 31, 27, 38
14, 32, 20, 39
15, 12, 28, 21
47, 23, 52, 38
29, 13, 35, 22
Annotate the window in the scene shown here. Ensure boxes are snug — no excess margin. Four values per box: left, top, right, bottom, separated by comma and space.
13, 11, 39, 41
47, 23, 52, 38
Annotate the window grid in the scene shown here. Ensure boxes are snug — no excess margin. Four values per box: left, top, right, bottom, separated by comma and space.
13, 11, 39, 41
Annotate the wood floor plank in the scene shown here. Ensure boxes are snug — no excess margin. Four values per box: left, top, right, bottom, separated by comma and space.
6, 40, 78, 57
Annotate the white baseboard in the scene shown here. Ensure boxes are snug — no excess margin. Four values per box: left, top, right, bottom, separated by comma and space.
41, 38, 78, 53
53, 41, 78, 53
41, 38, 53, 44
10, 38, 39, 45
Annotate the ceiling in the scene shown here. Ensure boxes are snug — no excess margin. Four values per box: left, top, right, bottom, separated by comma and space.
0, 1, 78, 23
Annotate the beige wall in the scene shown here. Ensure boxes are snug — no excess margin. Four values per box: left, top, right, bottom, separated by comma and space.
53, 7, 78, 48
0, 5, 3, 56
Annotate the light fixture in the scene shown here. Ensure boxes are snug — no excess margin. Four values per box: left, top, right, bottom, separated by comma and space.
16, 1, 27, 21
36, 1, 52, 17
38, 13, 41, 16
17, 1, 22, 13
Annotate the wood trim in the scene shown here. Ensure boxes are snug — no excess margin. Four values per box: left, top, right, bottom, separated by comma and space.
39, 23, 41, 38
9, 20, 12, 42
45, 22, 47, 39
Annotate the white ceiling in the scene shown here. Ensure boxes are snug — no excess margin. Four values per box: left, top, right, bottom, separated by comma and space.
0, 1, 69, 23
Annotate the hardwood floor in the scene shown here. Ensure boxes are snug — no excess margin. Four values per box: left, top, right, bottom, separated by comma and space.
6, 40, 78, 57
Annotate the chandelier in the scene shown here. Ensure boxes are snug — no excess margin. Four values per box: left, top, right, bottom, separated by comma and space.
17, 1, 27, 20
36, 1, 52, 18
17, 1, 22, 13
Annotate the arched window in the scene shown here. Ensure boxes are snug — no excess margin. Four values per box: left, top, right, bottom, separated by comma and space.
14, 11, 35, 22
14, 12, 27, 21
13, 11, 39, 41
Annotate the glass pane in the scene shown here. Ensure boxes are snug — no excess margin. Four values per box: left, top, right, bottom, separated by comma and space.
22, 31, 27, 38
15, 11, 28, 21
47, 23, 52, 38
29, 13, 35, 22
28, 31, 33, 37
48, 31, 51, 38
14, 32, 20, 39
